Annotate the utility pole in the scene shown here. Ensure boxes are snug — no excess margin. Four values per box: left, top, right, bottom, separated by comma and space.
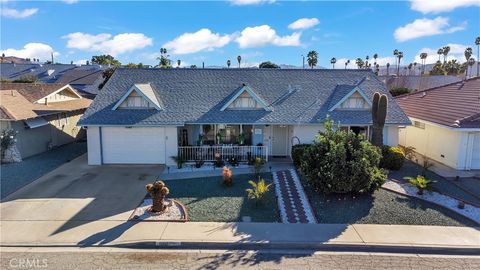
51, 52, 54, 64
202, 62, 204, 68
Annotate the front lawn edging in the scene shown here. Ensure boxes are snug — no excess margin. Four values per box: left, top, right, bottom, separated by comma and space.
382, 180, 480, 225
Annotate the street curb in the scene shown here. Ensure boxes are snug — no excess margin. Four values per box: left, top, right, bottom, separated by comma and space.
2, 241, 480, 255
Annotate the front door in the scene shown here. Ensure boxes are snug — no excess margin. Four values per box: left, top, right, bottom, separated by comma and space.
272, 125, 288, 156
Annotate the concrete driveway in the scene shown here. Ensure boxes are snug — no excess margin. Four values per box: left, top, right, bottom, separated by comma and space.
1, 154, 163, 237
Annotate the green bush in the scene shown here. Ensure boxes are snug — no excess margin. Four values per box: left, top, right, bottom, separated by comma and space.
291, 144, 310, 168
300, 119, 387, 194
389, 87, 411, 97
380, 146, 405, 170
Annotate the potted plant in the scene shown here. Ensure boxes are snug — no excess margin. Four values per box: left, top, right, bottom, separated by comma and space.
404, 175, 432, 195
171, 155, 186, 169
238, 133, 245, 145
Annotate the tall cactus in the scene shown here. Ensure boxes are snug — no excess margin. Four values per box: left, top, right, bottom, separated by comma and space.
371, 92, 388, 146
145, 180, 170, 212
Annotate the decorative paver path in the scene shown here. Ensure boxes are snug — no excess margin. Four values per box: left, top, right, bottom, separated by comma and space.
383, 180, 480, 225
273, 169, 316, 224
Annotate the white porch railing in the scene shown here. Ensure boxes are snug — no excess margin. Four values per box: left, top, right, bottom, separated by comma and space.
178, 145, 268, 162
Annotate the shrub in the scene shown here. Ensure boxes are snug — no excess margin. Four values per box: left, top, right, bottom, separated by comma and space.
214, 153, 225, 167
380, 146, 405, 170
405, 175, 433, 195
0, 129, 18, 158
398, 145, 416, 160
13, 74, 38, 83
252, 157, 265, 179
389, 87, 411, 97
222, 166, 233, 186
246, 179, 272, 205
171, 155, 186, 169
194, 158, 204, 168
300, 119, 387, 194
291, 144, 310, 168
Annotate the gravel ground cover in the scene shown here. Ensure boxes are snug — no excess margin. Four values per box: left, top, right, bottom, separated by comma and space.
388, 161, 480, 206
301, 175, 477, 226
164, 173, 279, 222
0, 142, 87, 199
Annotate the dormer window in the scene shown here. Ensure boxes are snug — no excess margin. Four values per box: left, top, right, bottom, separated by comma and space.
220, 84, 271, 111
338, 92, 369, 110
228, 91, 263, 110
112, 83, 162, 111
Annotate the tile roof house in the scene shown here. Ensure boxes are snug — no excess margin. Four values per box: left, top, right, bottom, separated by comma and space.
0, 83, 92, 158
379, 75, 462, 92
79, 68, 410, 165
396, 77, 480, 170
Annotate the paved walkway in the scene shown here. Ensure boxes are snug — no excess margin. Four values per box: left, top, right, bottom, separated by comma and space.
273, 170, 316, 224
1, 221, 479, 250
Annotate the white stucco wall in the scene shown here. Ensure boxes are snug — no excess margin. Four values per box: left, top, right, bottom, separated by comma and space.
384, 126, 399, 146
398, 120, 464, 169
292, 125, 324, 145
164, 126, 178, 166
87, 126, 101, 165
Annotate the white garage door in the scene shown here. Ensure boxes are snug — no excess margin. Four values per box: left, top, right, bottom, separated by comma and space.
102, 127, 165, 164
471, 133, 480, 169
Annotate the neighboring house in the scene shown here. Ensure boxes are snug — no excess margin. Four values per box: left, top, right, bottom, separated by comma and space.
0, 63, 105, 96
78, 68, 410, 166
0, 83, 92, 158
396, 78, 480, 170
379, 75, 462, 92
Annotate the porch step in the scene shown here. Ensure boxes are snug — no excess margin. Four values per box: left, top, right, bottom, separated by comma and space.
272, 169, 316, 224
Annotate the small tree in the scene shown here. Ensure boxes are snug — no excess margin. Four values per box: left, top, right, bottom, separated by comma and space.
259, 61, 279, 68
301, 119, 386, 194
252, 157, 265, 179
405, 175, 432, 195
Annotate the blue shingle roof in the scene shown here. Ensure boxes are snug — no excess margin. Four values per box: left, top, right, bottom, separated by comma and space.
78, 68, 411, 126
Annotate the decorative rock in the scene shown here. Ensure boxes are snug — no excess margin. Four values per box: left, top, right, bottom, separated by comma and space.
2, 145, 22, 163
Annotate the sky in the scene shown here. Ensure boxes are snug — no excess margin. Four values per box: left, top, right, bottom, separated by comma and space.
1, 0, 479, 68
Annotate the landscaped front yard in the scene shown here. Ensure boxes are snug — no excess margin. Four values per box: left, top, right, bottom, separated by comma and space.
164, 173, 279, 222
302, 177, 477, 227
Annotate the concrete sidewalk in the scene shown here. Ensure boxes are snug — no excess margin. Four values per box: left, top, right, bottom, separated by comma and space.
1, 220, 479, 251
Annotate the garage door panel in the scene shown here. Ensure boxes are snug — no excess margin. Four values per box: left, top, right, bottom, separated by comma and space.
102, 127, 165, 164
472, 133, 480, 169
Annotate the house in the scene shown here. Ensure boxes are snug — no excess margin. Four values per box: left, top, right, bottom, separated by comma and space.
396, 77, 480, 170
0, 63, 105, 96
0, 83, 92, 158
379, 75, 462, 92
78, 68, 410, 166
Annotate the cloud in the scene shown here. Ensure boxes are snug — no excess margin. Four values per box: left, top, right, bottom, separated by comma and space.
1, 8, 38, 19
236, 25, 301, 48
394, 17, 465, 42
230, 0, 275, 6
414, 43, 470, 64
288, 18, 320, 30
64, 32, 153, 56
72, 59, 88, 65
1, 43, 58, 60
163, 28, 232, 55
410, 0, 480, 14
62, 0, 79, 4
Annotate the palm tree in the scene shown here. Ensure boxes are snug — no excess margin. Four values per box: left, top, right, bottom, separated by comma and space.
177, 59, 181, 68
442, 46, 450, 63
464, 47, 473, 77
227, 60, 231, 68
330, 57, 336, 69
413, 62, 417, 75
373, 53, 378, 65
437, 48, 443, 62
344, 59, 350, 69
355, 58, 364, 69
307, 50, 318, 69
397, 51, 403, 76
386, 63, 390, 76
475, 36, 480, 77
375, 63, 380, 75
237, 55, 242, 68
408, 63, 413, 75
468, 58, 476, 78
420, 52, 428, 75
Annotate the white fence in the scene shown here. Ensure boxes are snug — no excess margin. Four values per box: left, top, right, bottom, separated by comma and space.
178, 145, 268, 162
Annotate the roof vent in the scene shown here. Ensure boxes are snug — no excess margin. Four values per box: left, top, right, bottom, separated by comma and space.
47, 69, 55, 76
421, 92, 427, 98
242, 83, 246, 86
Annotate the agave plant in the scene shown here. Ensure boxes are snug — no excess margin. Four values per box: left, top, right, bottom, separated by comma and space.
246, 179, 272, 205
404, 175, 432, 195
